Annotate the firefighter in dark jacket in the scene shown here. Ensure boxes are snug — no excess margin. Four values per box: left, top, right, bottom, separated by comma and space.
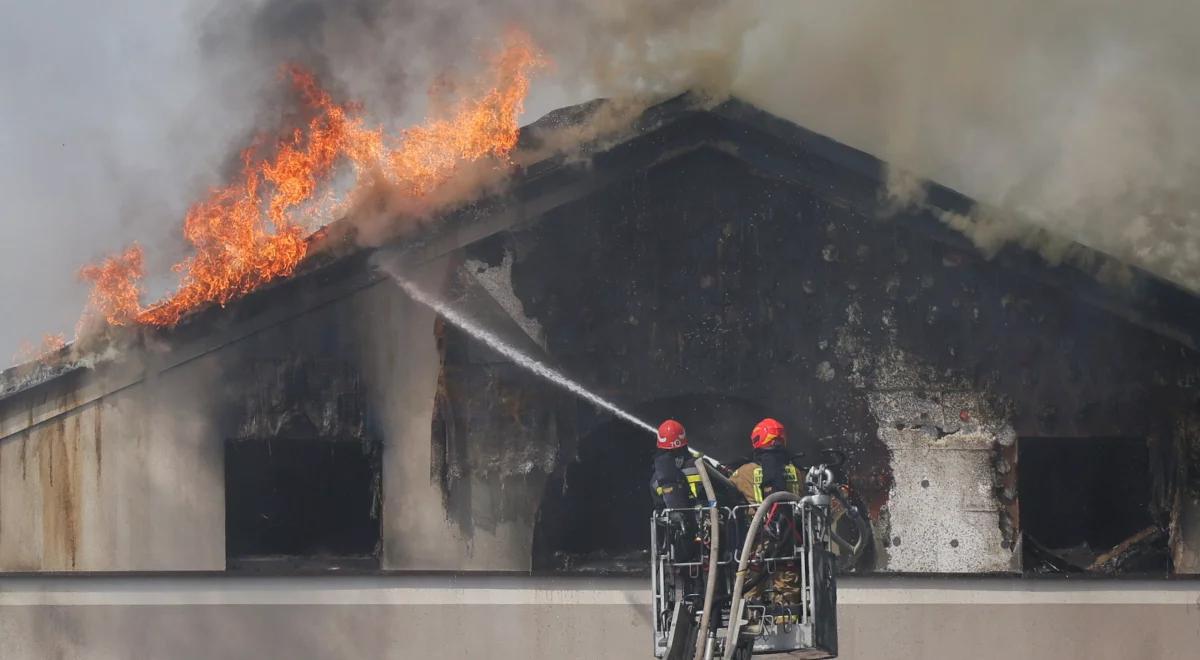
651, 419, 701, 561
650, 419, 701, 509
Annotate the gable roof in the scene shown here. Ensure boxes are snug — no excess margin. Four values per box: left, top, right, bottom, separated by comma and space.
4, 94, 1198, 408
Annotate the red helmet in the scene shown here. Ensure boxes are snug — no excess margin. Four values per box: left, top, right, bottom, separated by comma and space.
657, 419, 687, 450
751, 418, 786, 449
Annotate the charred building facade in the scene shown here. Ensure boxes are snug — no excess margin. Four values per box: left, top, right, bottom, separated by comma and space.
2, 98, 1199, 578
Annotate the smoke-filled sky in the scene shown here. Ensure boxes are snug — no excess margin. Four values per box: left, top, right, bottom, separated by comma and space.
3, 0, 1200, 363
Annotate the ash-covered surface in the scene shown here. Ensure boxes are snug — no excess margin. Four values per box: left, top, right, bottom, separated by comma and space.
230, 355, 367, 442
1, 352, 86, 400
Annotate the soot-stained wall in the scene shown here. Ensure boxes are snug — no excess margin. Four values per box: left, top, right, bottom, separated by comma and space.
440, 145, 1200, 574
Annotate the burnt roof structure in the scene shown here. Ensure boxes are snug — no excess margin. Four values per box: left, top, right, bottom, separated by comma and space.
5, 95, 1199, 400
2, 96, 1199, 576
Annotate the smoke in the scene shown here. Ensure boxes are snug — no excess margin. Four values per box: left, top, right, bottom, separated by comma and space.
191, 0, 1200, 292
730, 1, 1200, 292
153, 0, 1200, 295
196, 0, 740, 121
1, 0, 741, 362
132, 1, 755, 262
6, 1, 1200, 362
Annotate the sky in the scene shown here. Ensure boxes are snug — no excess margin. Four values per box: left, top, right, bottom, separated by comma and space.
0, 2, 220, 359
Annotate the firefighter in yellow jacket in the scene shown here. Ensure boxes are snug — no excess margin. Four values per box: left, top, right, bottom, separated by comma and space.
730, 418, 803, 605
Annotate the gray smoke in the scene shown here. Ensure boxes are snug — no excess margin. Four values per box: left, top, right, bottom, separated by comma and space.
196, 0, 741, 126
730, 1, 1200, 292
5, 0, 1200, 363
2, 0, 738, 363
0, 2, 244, 363
186, 0, 1200, 293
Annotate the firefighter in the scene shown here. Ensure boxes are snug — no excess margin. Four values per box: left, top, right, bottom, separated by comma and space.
753, 417, 803, 499
650, 419, 701, 510
730, 418, 804, 502
650, 419, 702, 562
730, 417, 803, 607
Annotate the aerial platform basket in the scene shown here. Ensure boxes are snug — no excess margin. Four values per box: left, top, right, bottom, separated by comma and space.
651, 464, 860, 659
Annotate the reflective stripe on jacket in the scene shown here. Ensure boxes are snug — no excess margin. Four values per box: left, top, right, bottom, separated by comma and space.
751, 463, 802, 502
731, 462, 802, 503
653, 465, 702, 500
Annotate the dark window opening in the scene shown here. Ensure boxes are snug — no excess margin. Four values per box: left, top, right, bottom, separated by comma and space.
556, 416, 656, 563
533, 395, 769, 572
225, 438, 381, 570
1019, 436, 1168, 575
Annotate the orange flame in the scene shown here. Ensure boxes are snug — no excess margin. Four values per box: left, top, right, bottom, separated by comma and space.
78, 244, 145, 326
78, 32, 542, 331
386, 37, 539, 196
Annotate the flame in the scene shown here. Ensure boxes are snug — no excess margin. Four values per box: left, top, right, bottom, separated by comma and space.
78, 32, 542, 331
78, 244, 145, 326
386, 36, 538, 195
138, 148, 310, 327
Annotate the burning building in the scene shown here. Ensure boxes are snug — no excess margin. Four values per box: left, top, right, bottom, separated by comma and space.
2, 94, 1200, 657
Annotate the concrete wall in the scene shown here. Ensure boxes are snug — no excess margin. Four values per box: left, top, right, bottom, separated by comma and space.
356, 261, 478, 570
1, 575, 1196, 659
359, 257, 546, 571
0, 358, 225, 572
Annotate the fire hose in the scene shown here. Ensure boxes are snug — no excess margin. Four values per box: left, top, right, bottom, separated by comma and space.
722, 490, 803, 660
688, 448, 724, 471
693, 459, 720, 660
